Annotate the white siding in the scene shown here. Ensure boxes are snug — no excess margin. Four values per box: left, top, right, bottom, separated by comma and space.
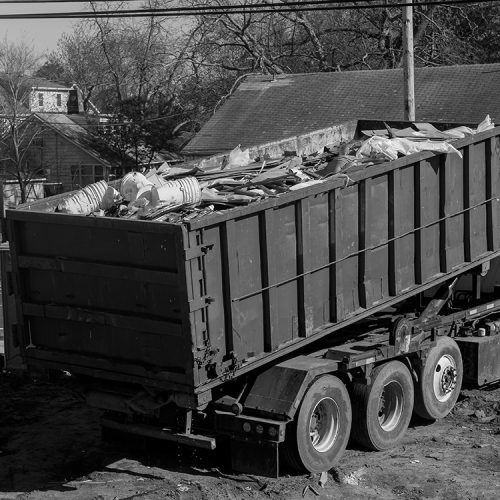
29, 89, 71, 113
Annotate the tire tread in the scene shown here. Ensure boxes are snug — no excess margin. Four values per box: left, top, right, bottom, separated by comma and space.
413, 336, 463, 421
350, 360, 414, 451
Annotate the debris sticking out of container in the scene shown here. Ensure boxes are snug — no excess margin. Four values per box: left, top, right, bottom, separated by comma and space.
153, 177, 202, 206
52, 117, 495, 221
120, 172, 154, 202
57, 180, 108, 214
101, 186, 120, 211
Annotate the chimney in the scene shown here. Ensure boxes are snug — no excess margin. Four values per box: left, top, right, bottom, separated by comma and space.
68, 87, 80, 115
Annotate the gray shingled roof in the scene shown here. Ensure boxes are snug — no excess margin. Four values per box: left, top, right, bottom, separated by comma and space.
26, 77, 72, 90
0, 74, 71, 93
183, 63, 500, 156
33, 113, 128, 168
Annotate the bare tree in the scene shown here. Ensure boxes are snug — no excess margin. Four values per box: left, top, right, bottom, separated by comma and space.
54, 1, 198, 158
50, 1, 500, 159
187, 2, 500, 74
54, 22, 109, 111
0, 39, 44, 204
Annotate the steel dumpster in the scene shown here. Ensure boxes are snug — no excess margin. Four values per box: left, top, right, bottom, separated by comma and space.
6, 126, 500, 408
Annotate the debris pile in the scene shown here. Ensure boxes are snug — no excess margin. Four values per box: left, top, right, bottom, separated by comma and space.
56, 117, 495, 223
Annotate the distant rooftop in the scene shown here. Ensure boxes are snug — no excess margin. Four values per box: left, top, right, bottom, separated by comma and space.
26, 77, 72, 90
0, 74, 71, 90
33, 113, 170, 168
183, 63, 500, 156
33, 113, 127, 168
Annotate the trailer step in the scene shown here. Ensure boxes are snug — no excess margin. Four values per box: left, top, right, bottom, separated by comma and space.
101, 418, 216, 450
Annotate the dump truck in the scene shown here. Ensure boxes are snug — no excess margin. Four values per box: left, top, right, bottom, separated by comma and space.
2, 120, 500, 477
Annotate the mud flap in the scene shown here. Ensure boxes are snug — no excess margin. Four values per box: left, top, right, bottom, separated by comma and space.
231, 438, 279, 478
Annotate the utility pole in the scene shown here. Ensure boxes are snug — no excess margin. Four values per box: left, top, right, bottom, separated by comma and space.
403, 1, 415, 121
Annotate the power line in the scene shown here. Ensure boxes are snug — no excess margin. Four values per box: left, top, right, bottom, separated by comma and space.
0, 0, 131, 2
2, 112, 186, 127
0, 0, 417, 6
65, 114, 187, 127
0, 0, 497, 18
0, 0, 139, 2
0, 0, 419, 3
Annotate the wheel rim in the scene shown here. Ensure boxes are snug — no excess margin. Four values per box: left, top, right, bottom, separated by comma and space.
309, 397, 340, 453
378, 381, 404, 432
433, 354, 457, 402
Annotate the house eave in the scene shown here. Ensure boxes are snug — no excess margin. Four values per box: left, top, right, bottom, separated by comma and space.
31, 87, 71, 92
32, 114, 118, 169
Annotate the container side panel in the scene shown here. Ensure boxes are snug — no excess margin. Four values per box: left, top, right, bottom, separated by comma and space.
393, 166, 416, 293
491, 137, 500, 250
266, 204, 299, 348
364, 175, 389, 306
185, 229, 209, 388
468, 141, 488, 259
195, 225, 226, 382
328, 190, 337, 322
335, 185, 361, 320
419, 158, 441, 281
300, 193, 330, 335
443, 151, 465, 271
227, 216, 265, 361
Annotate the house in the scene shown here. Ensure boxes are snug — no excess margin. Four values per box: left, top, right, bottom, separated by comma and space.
26, 77, 83, 114
0, 75, 175, 195
0, 76, 131, 193
0, 75, 85, 115
24, 113, 131, 192
22, 112, 174, 192
183, 63, 500, 157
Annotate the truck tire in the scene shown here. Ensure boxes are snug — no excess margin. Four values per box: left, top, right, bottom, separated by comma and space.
414, 336, 463, 421
283, 375, 352, 473
351, 360, 414, 451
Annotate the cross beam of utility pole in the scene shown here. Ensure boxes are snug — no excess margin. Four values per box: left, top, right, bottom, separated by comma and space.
403, 1, 415, 121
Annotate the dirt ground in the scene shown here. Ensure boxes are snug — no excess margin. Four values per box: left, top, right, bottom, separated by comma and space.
0, 372, 498, 500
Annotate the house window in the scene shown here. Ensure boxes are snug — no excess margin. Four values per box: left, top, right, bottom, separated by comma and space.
71, 165, 106, 188
38, 93, 43, 106
57, 94, 62, 107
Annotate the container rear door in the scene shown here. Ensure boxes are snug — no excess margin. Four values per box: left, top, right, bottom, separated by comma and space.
7, 212, 195, 390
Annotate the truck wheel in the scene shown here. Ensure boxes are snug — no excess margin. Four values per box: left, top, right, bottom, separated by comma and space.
414, 336, 463, 421
351, 360, 414, 451
283, 375, 351, 473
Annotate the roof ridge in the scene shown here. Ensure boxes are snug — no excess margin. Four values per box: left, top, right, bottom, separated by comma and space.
244, 62, 500, 80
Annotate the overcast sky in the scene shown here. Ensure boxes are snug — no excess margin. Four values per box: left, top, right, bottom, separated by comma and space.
0, 1, 151, 55
0, 3, 89, 55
